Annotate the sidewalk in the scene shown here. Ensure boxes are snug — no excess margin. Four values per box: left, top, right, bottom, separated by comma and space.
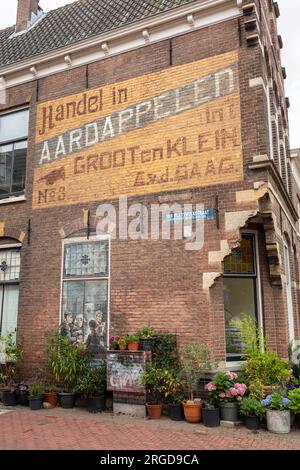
0, 405, 300, 450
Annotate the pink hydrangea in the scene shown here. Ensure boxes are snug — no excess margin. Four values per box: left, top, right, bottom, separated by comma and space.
205, 382, 217, 392
225, 392, 232, 398
229, 387, 238, 396
219, 393, 226, 399
237, 396, 242, 401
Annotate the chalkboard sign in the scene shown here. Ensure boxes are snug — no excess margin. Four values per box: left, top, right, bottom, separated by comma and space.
107, 352, 148, 392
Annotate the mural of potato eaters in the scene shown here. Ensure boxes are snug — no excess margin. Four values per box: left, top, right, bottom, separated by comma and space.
61, 280, 108, 354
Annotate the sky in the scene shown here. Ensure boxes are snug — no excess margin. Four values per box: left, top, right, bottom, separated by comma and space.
0, 0, 299, 148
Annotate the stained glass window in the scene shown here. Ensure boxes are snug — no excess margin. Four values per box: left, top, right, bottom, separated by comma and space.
224, 235, 255, 275
0, 249, 21, 282
61, 239, 109, 352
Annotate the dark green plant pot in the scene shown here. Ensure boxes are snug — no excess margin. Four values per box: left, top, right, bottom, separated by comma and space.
2, 390, 17, 406
245, 415, 260, 430
220, 402, 239, 422
28, 396, 43, 411
169, 403, 184, 421
203, 407, 220, 427
87, 396, 105, 413
140, 339, 153, 352
59, 392, 75, 409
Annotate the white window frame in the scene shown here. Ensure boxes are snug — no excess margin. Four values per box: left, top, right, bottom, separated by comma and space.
60, 234, 111, 348
283, 242, 295, 344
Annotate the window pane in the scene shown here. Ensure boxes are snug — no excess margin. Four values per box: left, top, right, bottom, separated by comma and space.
61, 280, 108, 353
224, 235, 255, 275
223, 277, 256, 359
0, 110, 29, 143
0, 146, 13, 194
12, 144, 27, 193
1, 285, 19, 336
0, 250, 21, 282
64, 241, 108, 277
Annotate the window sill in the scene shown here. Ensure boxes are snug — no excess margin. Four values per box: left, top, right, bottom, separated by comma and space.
0, 195, 26, 205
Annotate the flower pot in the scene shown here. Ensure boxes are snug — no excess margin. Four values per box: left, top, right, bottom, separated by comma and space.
140, 339, 153, 352
245, 415, 260, 430
118, 343, 127, 351
87, 396, 106, 413
18, 391, 29, 406
146, 403, 163, 419
58, 392, 75, 409
127, 341, 139, 351
28, 396, 43, 411
182, 401, 202, 423
169, 403, 184, 421
202, 407, 220, 427
220, 402, 239, 422
266, 409, 291, 434
43, 391, 58, 407
2, 390, 17, 407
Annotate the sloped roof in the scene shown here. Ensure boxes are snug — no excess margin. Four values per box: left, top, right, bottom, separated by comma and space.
0, 0, 193, 68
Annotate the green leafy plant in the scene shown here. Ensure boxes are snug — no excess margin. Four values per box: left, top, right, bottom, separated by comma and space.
159, 370, 184, 404
140, 366, 168, 403
179, 342, 214, 401
232, 316, 290, 386
126, 335, 139, 342
287, 388, 300, 414
239, 396, 266, 419
74, 362, 106, 398
136, 327, 156, 340
45, 332, 92, 392
152, 333, 179, 371
0, 332, 22, 389
118, 338, 127, 347
29, 384, 44, 397
248, 379, 265, 401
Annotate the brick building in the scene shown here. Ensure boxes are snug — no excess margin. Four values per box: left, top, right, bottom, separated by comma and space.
0, 0, 299, 374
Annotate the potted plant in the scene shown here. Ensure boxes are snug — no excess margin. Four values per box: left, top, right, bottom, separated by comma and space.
232, 316, 290, 395
117, 337, 127, 351
126, 335, 139, 351
262, 392, 291, 434
16, 381, 29, 406
28, 384, 44, 411
287, 388, 300, 428
239, 396, 266, 430
109, 336, 121, 350
74, 362, 107, 413
43, 384, 58, 407
157, 370, 184, 421
140, 366, 166, 418
179, 342, 214, 423
136, 327, 156, 352
0, 332, 22, 406
205, 371, 247, 422
45, 332, 91, 408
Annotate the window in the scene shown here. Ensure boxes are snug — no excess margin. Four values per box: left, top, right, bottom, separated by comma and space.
0, 247, 20, 336
0, 109, 29, 198
283, 242, 295, 343
61, 237, 109, 353
223, 234, 260, 361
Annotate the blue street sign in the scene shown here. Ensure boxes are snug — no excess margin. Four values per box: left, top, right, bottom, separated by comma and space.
165, 208, 214, 222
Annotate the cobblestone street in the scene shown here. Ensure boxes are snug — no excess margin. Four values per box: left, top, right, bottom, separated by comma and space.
0, 406, 300, 450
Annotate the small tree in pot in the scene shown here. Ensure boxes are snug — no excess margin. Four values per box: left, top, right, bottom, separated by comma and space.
140, 366, 167, 418
179, 342, 214, 423
0, 332, 22, 406
74, 362, 107, 413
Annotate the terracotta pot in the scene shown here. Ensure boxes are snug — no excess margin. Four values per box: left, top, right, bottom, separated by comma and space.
127, 341, 139, 351
182, 401, 202, 423
118, 343, 127, 351
146, 403, 163, 419
43, 391, 58, 407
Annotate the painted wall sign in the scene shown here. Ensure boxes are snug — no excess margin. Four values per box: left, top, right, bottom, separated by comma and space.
165, 208, 214, 222
33, 51, 243, 209
106, 351, 148, 393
